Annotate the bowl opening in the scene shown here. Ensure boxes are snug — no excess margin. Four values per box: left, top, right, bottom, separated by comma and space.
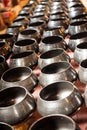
70, 3, 83, 8
0, 42, 5, 47
70, 32, 87, 39
29, 21, 44, 26
40, 82, 73, 101
0, 34, 13, 39
32, 14, 45, 18
19, 13, 29, 16
0, 87, 26, 107
11, 51, 33, 59
0, 55, 5, 63
2, 67, 31, 82
77, 42, 87, 49
40, 49, 63, 59
50, 11, 64, 15
72, 13, 87, 19
13, 18, 25, 23
0, 122, 13, 130
30, 115, 75, 130
70, 20, 87, 26
15, 39, 35, 46
41, 62, 69, 74
44, 26, 62, 31
81, 59, 87, 68
21, 29, 36, 35
42, 36, 62, 44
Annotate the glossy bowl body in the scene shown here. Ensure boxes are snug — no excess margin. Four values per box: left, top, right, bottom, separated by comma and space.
42, 27, 65, 38
30, 14, 48, 23
68, 20, 87, 35
9, 50, 38, 69
0, 86, 36, 125
39, 61, 77, 87
74, 42, 87, 64
47, 17, 69, 29
68, 32, 87, 51
37, 81, 83, 116
29, 20, 46, 35
29, 114, 80, 130
68, 8, 85, 19
13, 39, 39, 54
78, 59, 87, 84
1, 67, 38, 92
39, 35, 67, 54
0, 122, 14, 130
38, 48, 70, 69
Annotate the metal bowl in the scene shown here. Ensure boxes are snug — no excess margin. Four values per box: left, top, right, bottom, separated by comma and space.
68, 31, 87, 51
74, 42, 87, 64
13, 39, 39, 54
0, 122, 14, 130
29, 20, 46, 35
37, 81, 83, 116
0, 86, 36, 125
9, 50, 38, 69
1, 66, 38, 92
38, 48, 70, 69
29, 114, 80, 130
18, 28, 41, 43
39, 35, 67, 54
0, 41, 11, 59
68, 20, 87, 35
78, 59, 87, 84
39, 61, 77, 87
0, 34, 16, 48
42, 26, 65, 38
47, 17, 69, 30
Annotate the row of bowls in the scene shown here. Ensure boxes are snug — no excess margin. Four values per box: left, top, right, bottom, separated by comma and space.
0, 0, 87, 129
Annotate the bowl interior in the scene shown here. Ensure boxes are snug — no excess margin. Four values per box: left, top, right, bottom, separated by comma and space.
15, 39, 35, 46
2, 67, 31, 82
30, 115, 75, 130
40, 82, 73, 101
42, 62, 69, 74
0, 87, 26, 107
42, 36, 62, 44
40, 49, 63, 59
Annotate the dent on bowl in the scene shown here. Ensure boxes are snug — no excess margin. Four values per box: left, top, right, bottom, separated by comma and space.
1, 66, 38, 92
0, 86, 36, 125
29, 114, 80, 130
37, 81, 83, 116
